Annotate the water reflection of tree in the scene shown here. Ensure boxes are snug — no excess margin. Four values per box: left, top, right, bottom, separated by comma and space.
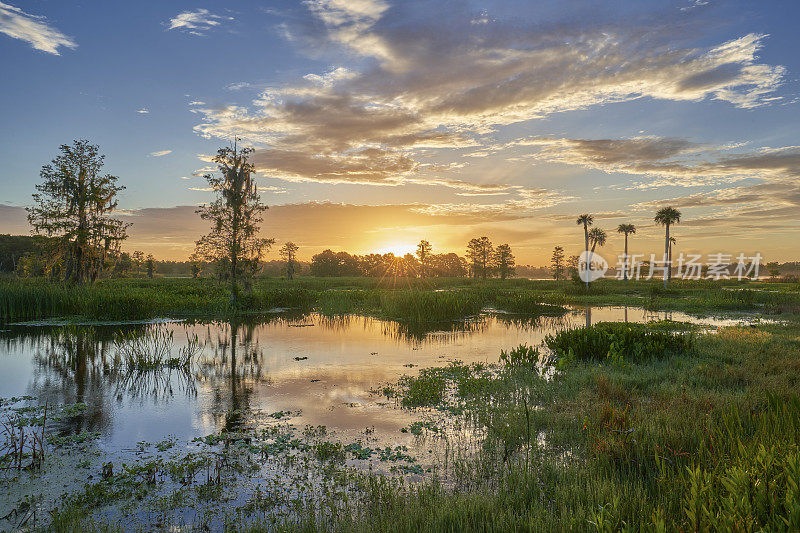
9, 309, 584, 440
315, 312, 570, 345
28, 326, 117, 435
494, 313, 569, 332
25, 324, 198, 436
196, 320, 265, 433
314, 314, 492, 345
14, 319, 275, 438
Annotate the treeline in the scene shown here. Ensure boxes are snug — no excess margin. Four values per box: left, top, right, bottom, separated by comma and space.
309, 250, 466, 277
308, 237, 516, 279
0, 235, 45, 273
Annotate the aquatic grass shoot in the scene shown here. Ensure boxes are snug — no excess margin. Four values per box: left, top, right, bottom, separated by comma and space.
113, 327, 202, 371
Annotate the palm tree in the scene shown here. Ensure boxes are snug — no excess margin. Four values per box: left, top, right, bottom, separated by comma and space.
588, 227, 607, 282
616, 224, 636, 281
669, 236, 676, 279
654, 207, 681, 288
576, 214, 593, 288
589, 227, 607, 254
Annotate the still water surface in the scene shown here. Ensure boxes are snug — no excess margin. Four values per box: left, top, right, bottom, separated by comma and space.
0, 306, 757, 455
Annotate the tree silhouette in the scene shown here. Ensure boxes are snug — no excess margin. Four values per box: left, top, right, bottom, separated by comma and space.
189, 252, 202, 279
27, 140, 129, 283
588, 228, 607, 278
766, 262, 781, 280
195, 143, 275, 303
132, 250, 144, 278
416, 240, 432, 279
494, 244, 515, 280
576, 214, 593, 289
669, 236, 676, 279
466, 237, 494, 279
145, 254, 155, 279
310, 250, 360, 276
567, 255, 580, 280
279, 242, 299, 280
589, 228, 607, 254
551, 246, 565, 280
616, 224, 636, 281
654, 207, 681, 287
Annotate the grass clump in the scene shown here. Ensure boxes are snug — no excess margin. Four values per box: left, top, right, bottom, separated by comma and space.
680, 394, 800, 531
113, 327, 200, 370
379, 290, 485, 323
492, 290, 566, 315
499, 344, 541, 367
399, 369, 448, 407
545, 321, 692, 363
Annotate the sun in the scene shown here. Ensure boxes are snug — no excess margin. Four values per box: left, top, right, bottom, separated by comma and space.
375, 242, 417, 257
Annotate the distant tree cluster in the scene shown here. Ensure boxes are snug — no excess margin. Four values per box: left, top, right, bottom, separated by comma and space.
309, 249, 468, 278
305, 238, 515, 279
0, 235, 50, 274
466, 237, 516, 279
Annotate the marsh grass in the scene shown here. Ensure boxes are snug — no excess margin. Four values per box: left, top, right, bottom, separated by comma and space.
271, 324, 800, 532
379, 290, 486, 323
545, 321, 693, 363
28, 321, 800, 532
499, 344, 542, 367
113, 328, 201, 370
4, 278, 800, 531
3, 277, 798, 324
399, 370, 447, 408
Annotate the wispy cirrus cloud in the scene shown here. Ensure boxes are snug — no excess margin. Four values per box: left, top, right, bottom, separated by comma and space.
0, 1, 76, 55
167, 9, 233, 36
149, 149, 172, 157
192, 0, 786, 196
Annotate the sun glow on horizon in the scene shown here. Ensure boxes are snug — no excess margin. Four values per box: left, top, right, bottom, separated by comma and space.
375, 242, 417, 257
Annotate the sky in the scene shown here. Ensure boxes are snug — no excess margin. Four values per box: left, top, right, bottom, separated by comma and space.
1, 0, 799, 264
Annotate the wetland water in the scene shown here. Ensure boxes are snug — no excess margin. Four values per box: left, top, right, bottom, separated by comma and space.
0, 306, 747, 451
0, 306, 764, 529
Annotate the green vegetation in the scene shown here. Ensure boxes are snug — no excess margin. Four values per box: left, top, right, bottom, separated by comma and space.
399, 369, 447, 407
3, 286, 800, 531
499, 344, 541, 367
113, 327, 200, 370
267, 322, 800, 531
3, 276, 800, 324
545, 322, 693, 363
2, 278, 800, 531
378, 290, 485, 323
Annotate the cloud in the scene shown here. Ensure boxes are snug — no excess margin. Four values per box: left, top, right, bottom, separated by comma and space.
0, 2, 76, 54
166, 9, 233, 36
149, 150, 172, 157
192, 1, 786, 194
635, 182, 800, 214
137, 108, 150, 114
112, 200, 551, 259
527, 136, 800, 188
522, 133, 800, 228
0, 198, 558, 261
413, 188, 573, 218
225, 82, 253, 91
